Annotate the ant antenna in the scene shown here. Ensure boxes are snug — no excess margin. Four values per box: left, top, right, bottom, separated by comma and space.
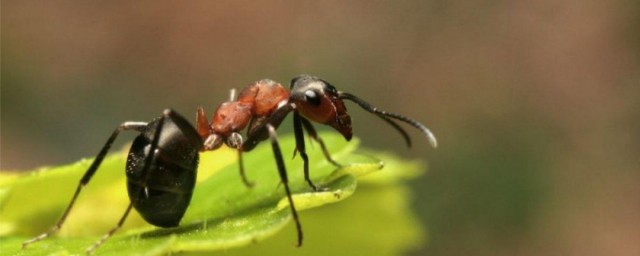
339, 92, 438, 148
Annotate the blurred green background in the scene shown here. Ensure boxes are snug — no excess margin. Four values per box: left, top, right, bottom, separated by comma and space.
2, 1, 639, 255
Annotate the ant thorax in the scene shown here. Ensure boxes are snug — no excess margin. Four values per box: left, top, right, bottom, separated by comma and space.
197, 79, 290, 151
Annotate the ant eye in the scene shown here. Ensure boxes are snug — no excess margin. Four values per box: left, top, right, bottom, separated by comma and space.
305, 90, 321, 106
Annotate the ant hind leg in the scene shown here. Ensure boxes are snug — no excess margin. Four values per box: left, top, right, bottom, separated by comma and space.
22, 121, 147, 249
87, 110, 168, 253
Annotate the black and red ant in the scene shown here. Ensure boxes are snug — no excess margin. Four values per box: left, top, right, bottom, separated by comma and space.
22, 74, 437, 254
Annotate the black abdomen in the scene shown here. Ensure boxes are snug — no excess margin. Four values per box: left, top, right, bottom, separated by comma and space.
125, 118, 199, 227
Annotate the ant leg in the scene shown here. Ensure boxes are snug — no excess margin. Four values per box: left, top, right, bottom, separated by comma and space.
22, 121, 148, 249
267, 123, 303, 247
88, 110, 168, 253
298, 115, 342, 168
229, 132, 254, 187
293, 112, 316, 191
86, 203, 133, 254
139, 110, 168, 192
236, 149, 255, 187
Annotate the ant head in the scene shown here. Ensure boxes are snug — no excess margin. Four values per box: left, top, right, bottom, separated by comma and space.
289, 75, 352, 140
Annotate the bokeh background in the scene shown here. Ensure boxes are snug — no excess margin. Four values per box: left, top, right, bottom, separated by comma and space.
2, 1, 639, 255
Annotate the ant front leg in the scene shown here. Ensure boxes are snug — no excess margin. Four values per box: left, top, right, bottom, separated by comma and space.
292, 112, 317, 191
266, 123, 303, 246
297, 114, 342, 168
22, 121, 148, 249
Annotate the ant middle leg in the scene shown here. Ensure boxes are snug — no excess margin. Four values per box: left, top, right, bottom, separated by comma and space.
229, 132, 254, 187
21, 121, 148, 249
236, 148, 255, 188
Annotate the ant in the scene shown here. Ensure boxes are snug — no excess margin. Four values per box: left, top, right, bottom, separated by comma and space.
22, 74, 437, 254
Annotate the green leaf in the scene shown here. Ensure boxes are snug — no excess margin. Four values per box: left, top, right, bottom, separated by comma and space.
0, 133, 425, 255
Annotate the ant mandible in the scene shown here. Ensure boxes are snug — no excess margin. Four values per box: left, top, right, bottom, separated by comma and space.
22, 74, 437, 254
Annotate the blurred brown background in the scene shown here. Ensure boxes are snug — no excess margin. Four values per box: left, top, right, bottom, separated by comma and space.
2, 1, 639, 255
